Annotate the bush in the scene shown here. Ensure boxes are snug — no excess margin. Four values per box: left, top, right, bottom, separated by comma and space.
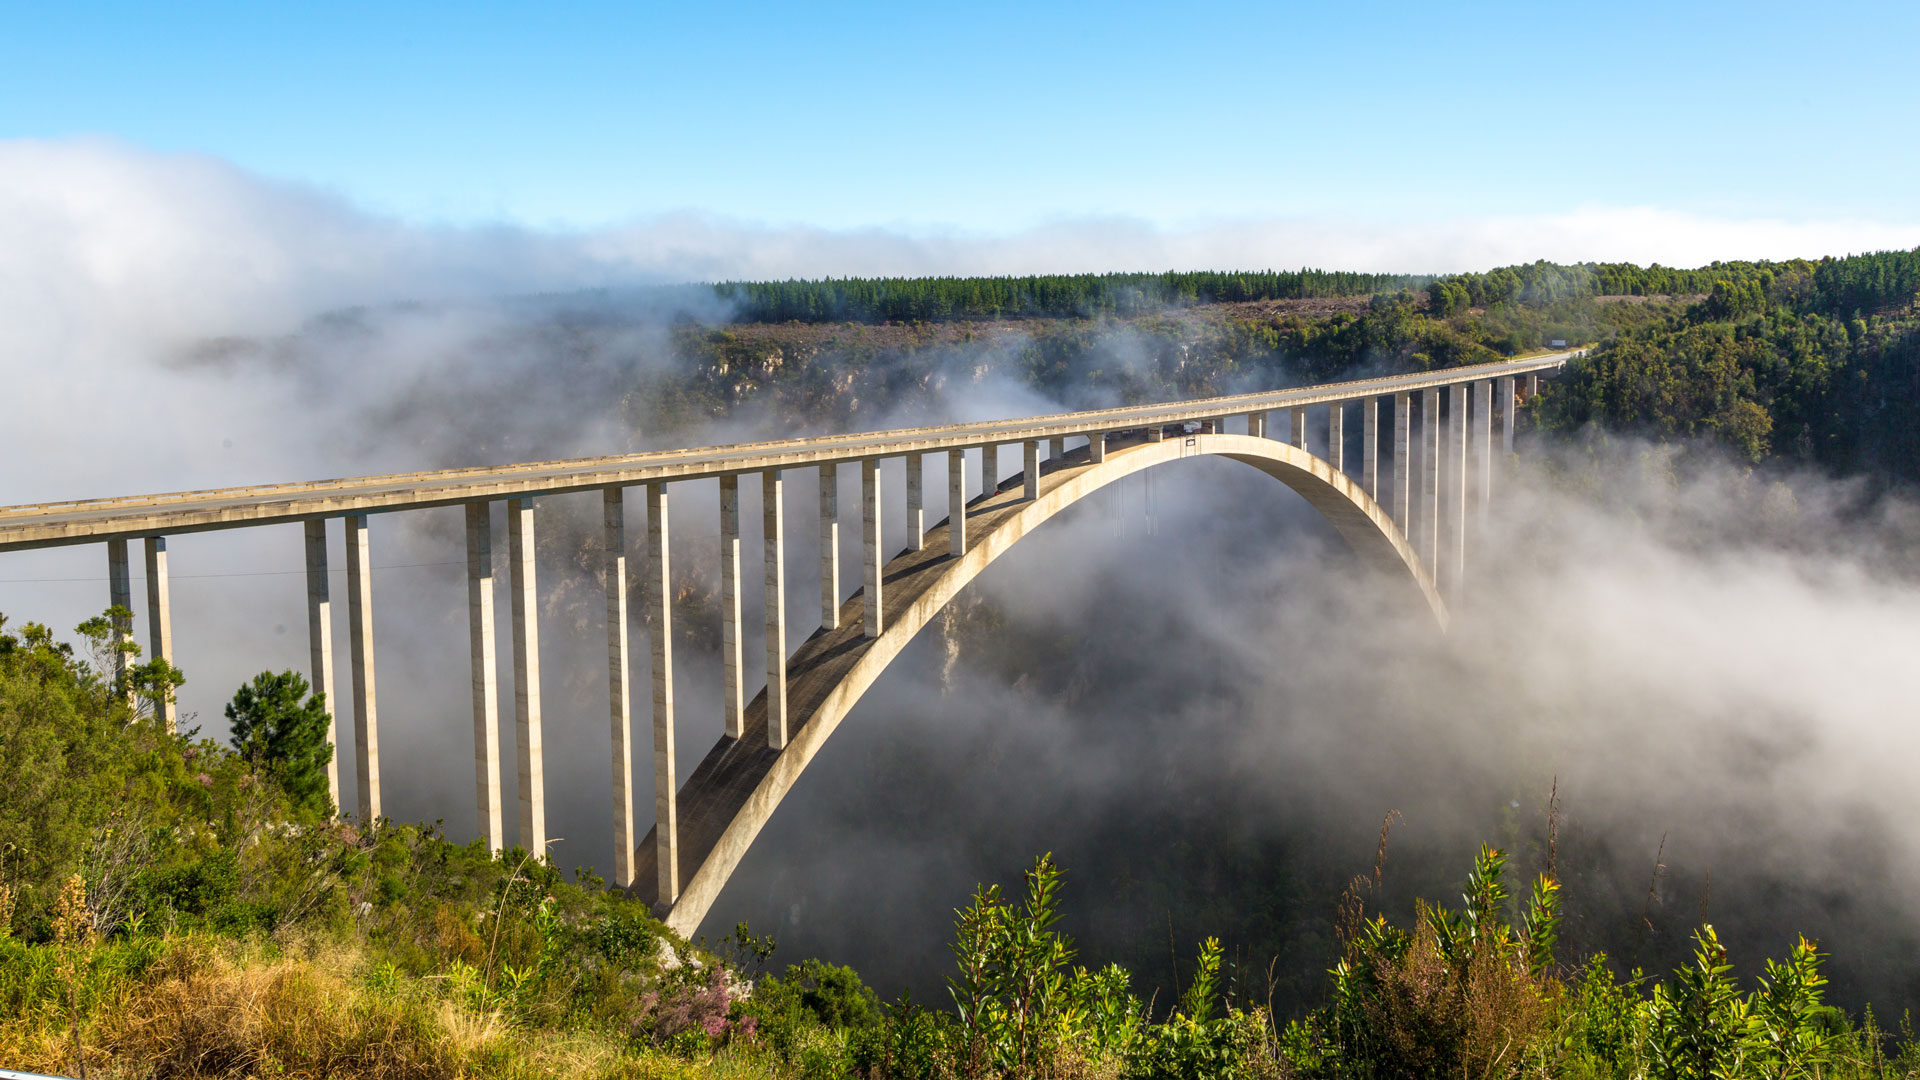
742, 957, 880, 1058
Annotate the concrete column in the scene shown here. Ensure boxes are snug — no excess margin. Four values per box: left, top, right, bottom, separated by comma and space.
1049, 436, 1065, 462
1474, 380, 1493, 531
1023, 440, 1040, 500
646, 483, 678, 904
1393, 393, 1411, 531
948, 449, 968, 556
718, 477, 744, 739
345, 514, 381, 823
1290, 406, 1307, 450
981, 443, 999, 498
304, 520, 339, 813
106, 539, 132, 698
1363, 397, 1379, 499
1147, 424, 1165, 442
904, 452, 924, 553
862, 459, 884, 639
1328, 402, 1345, 473
818, 465, 839, 630
603, 489, 634, 887
508, 497, 545, 855
1248, 410, 1266, 439
1209, 417, 1228, 435
762, 471, 789, 750
1088, 432, 1107, 463
465, 502, 504, 854
1449, 383, 1468, 599
143, 536, 175, 732
1499, 375, 1516, 454
1422, 388, 1440, 573
1526, 373, 1540, 400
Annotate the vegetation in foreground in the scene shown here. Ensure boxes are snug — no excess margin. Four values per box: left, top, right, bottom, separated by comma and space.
3, 609, 1919, 1079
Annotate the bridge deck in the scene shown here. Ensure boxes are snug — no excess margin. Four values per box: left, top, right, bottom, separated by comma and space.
0, 352, 1572, 552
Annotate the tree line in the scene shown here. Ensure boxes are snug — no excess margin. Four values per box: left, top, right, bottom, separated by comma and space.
711, 270, 1437, 324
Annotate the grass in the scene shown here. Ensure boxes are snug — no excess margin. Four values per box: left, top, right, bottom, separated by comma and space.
0, 931, 781, 1079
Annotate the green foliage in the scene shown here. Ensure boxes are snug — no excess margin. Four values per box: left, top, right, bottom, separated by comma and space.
1537, 248, 1920, 479
226, 670, 336, 818
1640, 926, 1838, 1080
1521, 873, 1563, 978
740, 957, 881, 1059
947, 853, 1083, 1074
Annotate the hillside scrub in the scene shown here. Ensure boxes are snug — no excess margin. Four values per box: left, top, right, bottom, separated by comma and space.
4, 606, 1920, 1077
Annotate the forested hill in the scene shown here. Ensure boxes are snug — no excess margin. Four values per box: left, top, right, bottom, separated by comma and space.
712, 269, 1434, 322
1535, 247, 1920, 478
687, 250, 1920, 483
705, 259, 1876, 325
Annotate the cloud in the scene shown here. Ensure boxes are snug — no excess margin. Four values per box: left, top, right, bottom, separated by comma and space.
7, 136, 1919, 379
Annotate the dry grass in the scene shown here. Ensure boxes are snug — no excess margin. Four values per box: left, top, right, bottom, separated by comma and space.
102, 938, 469, 1078
0, 934, 726, 1080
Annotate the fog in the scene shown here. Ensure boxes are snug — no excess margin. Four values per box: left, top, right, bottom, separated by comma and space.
4, 139, 1920, 1013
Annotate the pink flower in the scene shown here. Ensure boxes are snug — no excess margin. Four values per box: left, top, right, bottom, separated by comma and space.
196, 772, 212, 786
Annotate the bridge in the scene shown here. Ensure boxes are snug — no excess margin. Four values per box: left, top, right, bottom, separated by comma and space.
0, 352, 1568, 935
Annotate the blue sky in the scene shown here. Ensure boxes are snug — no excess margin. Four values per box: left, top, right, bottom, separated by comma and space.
5, 0, 1916, 233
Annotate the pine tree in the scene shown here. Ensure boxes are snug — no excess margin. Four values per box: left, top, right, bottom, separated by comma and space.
226, 671, 334, 818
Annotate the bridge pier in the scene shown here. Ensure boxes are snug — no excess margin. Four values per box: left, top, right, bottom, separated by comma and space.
948, 450, 968, 556
1393, 392, 1410, 531
646, 483, 678, 904
1363, 397, 1379, 499
1499, 375, 1516, 454
346, 513, 381, 823
1088, 432, 1107, 463
763, 471, 789, 749
143, 536, 175, 731
304, 520, 340, 813
1290, 406, 1306, 450
509, 498, 545, 854
106, 539, 132, 700
1049, 436, 1065, 462
1247, 411, 1267, 439
1449, 383, 1468, 600
604, 489, 635, 887
1474, 381, 1492, 532
1422, 388, 1440, 573
1023, 441, 1040, 499
982, 444, 999, 496
862, 460, 883, 638
1527, 373, 1540, 400
818, 465, 839, 630
719, 478, 744, 739
466, 502, 504, 853
905, 453, 924, 552
1328, 402, 1345, 473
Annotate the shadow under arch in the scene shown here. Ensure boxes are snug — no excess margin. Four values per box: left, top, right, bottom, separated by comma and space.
637, 431, 1445, 934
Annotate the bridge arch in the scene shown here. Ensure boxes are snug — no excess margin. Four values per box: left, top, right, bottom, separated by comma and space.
642, 431, 1444, 934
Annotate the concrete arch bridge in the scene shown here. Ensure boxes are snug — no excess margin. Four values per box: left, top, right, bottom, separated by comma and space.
0, 353, 1569, 936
